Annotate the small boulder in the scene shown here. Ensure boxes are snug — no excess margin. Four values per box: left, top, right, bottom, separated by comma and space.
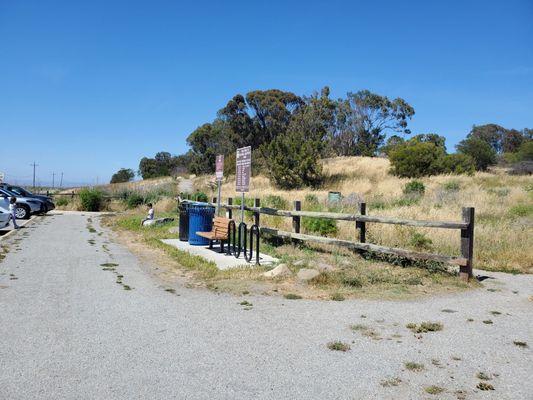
293, 260, 307, 267
263, 264, 292, 278
314, 262, 335, 272
297, 268, 320, 282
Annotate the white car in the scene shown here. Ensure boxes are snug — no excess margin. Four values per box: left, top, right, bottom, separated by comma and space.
0, 196, 10, 229
0, 209, 10, 229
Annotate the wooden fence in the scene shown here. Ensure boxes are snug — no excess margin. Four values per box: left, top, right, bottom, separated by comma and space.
194, 196, 475, 281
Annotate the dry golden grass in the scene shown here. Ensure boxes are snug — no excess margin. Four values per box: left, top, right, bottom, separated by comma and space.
193, 157, 532, 274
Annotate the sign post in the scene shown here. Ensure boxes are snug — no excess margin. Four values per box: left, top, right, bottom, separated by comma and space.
235, 146, 251, 224
215, 155, 224, 216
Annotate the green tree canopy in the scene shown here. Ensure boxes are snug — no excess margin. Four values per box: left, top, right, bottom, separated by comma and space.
138, 151, 183, 179
456, 137, 497, 171
332, 90, 415, 156
110, 168, 135, 184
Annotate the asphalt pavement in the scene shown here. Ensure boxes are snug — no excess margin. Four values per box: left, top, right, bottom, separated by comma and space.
0, 212, 531, 399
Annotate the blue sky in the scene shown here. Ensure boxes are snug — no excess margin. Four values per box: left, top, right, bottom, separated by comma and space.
1, 0, 532, 186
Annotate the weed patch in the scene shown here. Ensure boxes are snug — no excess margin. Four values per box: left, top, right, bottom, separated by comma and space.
380, 377, 401, 387
476, 382, 494, 391
476, 372, 491, 381
406, 321, 443, 333
327, 341, 350, 352
330, 292, 345, 301
284, 293, 302, 300
404, 362, 424, 372
424, 386, 445, 395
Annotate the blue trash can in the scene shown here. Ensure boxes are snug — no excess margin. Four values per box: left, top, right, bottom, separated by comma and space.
188, 204, 215, 245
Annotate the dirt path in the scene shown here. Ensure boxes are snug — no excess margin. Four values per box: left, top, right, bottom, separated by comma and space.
0, 213, 531, 399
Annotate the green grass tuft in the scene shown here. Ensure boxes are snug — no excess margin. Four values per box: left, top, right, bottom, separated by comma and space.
284, 293, 302, 300
404, 362, 424, 371
327, 341, 350, 352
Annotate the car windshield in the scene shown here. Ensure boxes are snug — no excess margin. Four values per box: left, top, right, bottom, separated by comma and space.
8, 186, 32, 196
0, 188, 18, 197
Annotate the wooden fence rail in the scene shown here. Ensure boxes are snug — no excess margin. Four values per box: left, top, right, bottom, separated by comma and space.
184, 196, 476, 280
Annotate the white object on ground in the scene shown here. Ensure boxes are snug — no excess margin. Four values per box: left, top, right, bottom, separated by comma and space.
297, 268, 320, 281
263, 263, 292, 278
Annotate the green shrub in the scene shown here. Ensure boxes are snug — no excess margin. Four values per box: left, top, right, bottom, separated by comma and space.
55, 197, 69, 207
264, 195, 288, 210
302, 217, 338, 236
304, 194, 319, 206
440, 153, 475, 175
409, 232, 433, 250
126, 192, 144, 209
79, 188, 105, 211
267, 126, 324, 189
403, 180, 425, 196
509, 204, 533, 218
391, 197, 420, 207
233, 196, 255, 219
389, 142, 446, 178
192, 191, 208, 202
442, 180, 461, 191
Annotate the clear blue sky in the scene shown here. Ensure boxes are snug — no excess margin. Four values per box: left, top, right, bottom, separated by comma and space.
1, 0, 532, 186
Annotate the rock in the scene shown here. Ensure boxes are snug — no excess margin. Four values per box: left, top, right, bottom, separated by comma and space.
293, 260, 306, 267
168, 226, 179, 233
263, 264, 292, 278
297, 268, 320, 281
314, 262, 335, 272
143, 217, 175, 227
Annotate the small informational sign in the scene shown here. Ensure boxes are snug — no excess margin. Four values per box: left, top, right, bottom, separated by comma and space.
235, 146, 251, 193
0, 172, 4, 183
215, 155, 224, 181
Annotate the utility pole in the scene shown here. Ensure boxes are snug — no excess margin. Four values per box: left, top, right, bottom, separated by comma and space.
52, 172, 56, 189
30, 162, 38, 189
60, 172, 64, 188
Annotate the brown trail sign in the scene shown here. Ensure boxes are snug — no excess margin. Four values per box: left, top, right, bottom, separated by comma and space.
236, 146, 251, 193
215, 154, 224, 215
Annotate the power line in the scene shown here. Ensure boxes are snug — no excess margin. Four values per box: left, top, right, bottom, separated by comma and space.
60, 172, 64, 188
52, 172, 56, 189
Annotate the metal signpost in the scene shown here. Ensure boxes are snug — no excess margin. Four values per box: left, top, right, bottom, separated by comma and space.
236, 146, 251, 223
215, 154, 224, 215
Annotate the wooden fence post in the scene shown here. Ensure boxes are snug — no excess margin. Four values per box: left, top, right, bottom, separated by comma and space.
460, 207, 475, 280
356, 202, 366, 243
227, 197, 233, 219
254, 198, 260, 227
292, 201, 301, 233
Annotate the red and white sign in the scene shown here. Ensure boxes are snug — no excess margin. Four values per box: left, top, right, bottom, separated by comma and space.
215, 155, 224, 181
235, 146, 251, 193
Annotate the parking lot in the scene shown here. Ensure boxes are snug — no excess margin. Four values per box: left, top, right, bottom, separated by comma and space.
1, 212, 532, 399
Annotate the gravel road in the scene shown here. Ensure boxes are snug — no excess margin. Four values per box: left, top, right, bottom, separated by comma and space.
0, 213, 531, 399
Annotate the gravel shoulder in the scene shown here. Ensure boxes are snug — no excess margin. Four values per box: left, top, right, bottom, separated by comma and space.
0, 213, 531, 399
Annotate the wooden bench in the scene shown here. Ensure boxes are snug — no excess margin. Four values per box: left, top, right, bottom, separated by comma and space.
196, 216, 233, 252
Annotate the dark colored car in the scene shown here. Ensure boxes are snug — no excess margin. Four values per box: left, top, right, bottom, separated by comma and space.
0, 183, 55, 212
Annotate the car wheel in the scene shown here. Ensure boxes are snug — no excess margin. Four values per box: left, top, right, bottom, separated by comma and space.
15, 205, 30, 219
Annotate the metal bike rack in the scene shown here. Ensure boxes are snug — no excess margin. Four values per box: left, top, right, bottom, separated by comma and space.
226, 220, 260, 265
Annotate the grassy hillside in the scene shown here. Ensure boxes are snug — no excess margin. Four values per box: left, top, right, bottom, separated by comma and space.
83, 156, 531, 274
192, 156, 532, 274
